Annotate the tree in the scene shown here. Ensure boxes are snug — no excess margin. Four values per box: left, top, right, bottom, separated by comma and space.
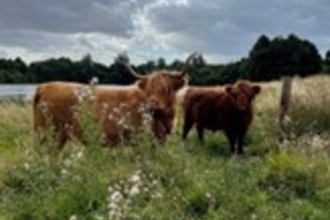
246, 34, 322, 81
0, 58, 27, 83
115, 52, 130, 64
324, 50, 330, 73
78, 54, 94, 82
246, 34, 322, 138
326, 50, 330, 63
250, 35, 270, 55
111, 52, 136, 85
193, 54, 207, 67
157, 57, 166, 69
169, 59, 183, 70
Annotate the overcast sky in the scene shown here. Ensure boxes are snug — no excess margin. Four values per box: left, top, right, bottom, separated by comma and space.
0, 0, 329, 65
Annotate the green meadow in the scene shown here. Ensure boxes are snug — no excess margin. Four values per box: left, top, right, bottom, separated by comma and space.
1, 75, 330, 220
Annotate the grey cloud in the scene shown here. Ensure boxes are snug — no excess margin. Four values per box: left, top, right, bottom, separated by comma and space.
0, 48, 8, 57
0, 0, 329, 64
0, 30, 60, 51
144, 1, 252, 57
145, 0, 330, 59
0, 0, 146, 36
0, 30, 130, 64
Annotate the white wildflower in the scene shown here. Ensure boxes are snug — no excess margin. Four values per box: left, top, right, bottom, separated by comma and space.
205, 192, 212, 199
23, 163, 30, 170
143, 186, 149, 193
108, 210, 117, 219
92, 214, 104, 220
129, 174, 141, 183
69, 215, 77, 220
61, 169, 68, 175
90, 77, 99, 85
151, 192, 162, 200
118, 118, 124, 126
63, 159, 72, 167
110, 191, 123, 202
151, 180, 158, 186
113, 107, 120, 113
128, 185, 140, 197
76, 151, 83, 159
108, 201, 118, 210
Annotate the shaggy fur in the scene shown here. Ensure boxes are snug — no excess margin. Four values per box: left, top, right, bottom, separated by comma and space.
33, 53, 197, 151
182, 80, 261, 154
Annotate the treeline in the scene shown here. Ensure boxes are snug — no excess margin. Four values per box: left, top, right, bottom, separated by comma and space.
1, 34, 330, 85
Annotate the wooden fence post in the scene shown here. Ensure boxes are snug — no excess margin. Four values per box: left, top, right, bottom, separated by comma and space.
278, 76, 293, 139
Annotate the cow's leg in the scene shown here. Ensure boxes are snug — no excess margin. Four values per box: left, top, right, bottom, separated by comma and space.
196, 125, 204, 144
34, 125, 66, 156
237, 129, 247, 155
34, 126, 47, 146
225, 131, 236, 154
182, 118, 194, 140
56, 130, 68, 152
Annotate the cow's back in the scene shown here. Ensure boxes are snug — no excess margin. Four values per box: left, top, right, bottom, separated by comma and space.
95, 86, 146, 142
183, 87, 236, 131
33, 82, 80, 131
33, 82, 147, 146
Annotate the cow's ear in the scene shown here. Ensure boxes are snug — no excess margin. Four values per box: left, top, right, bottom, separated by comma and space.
225, 85, 234, 95
252, 85, 261, 95
173, 77, 186, 91
137, 79, 147, 90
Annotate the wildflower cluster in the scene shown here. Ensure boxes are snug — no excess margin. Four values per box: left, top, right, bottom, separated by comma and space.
74, 84, 96, 103
36, 100, 58, 150
74, 82, 104, 146
108, 103, 133, 132
61, 147, 84, 176
107, 168, 162, 219
107, 102, 155, 146
138, 103, 153, 129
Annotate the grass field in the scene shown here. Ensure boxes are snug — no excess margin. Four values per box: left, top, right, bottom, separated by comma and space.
1, 75, 330, 220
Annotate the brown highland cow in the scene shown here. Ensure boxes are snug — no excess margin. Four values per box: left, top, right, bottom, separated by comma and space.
33, 53, 198, 151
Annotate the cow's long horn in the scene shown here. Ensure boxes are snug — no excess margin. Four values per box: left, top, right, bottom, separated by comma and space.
118, 61, 146, 79
179, 52, 199, 77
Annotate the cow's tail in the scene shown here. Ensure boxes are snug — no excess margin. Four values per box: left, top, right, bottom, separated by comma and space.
182, 87, 193, 109
175, 87, 193, 131
173, 87, 189, 130
33, 86, 41, 110
32, 85, 47, 134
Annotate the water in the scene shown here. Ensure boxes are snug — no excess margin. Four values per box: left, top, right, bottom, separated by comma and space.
0, 83, 127, 101
0, 83, 188, 101
0, 84, 37, 101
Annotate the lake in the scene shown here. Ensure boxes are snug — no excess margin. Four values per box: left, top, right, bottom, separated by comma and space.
0, 83, 188, 101
0, 84, 139, 101
0, 84, 37, 101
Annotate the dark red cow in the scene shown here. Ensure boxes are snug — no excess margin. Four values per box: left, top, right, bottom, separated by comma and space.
182, 80, 261, 154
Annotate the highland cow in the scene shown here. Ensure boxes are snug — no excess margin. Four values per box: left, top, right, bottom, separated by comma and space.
33, 53, 198, 151
182, 80, 261, 154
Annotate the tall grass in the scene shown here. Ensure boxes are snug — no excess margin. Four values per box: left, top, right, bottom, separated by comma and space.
1, 75, 330, 219
289, 75, 330, 138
